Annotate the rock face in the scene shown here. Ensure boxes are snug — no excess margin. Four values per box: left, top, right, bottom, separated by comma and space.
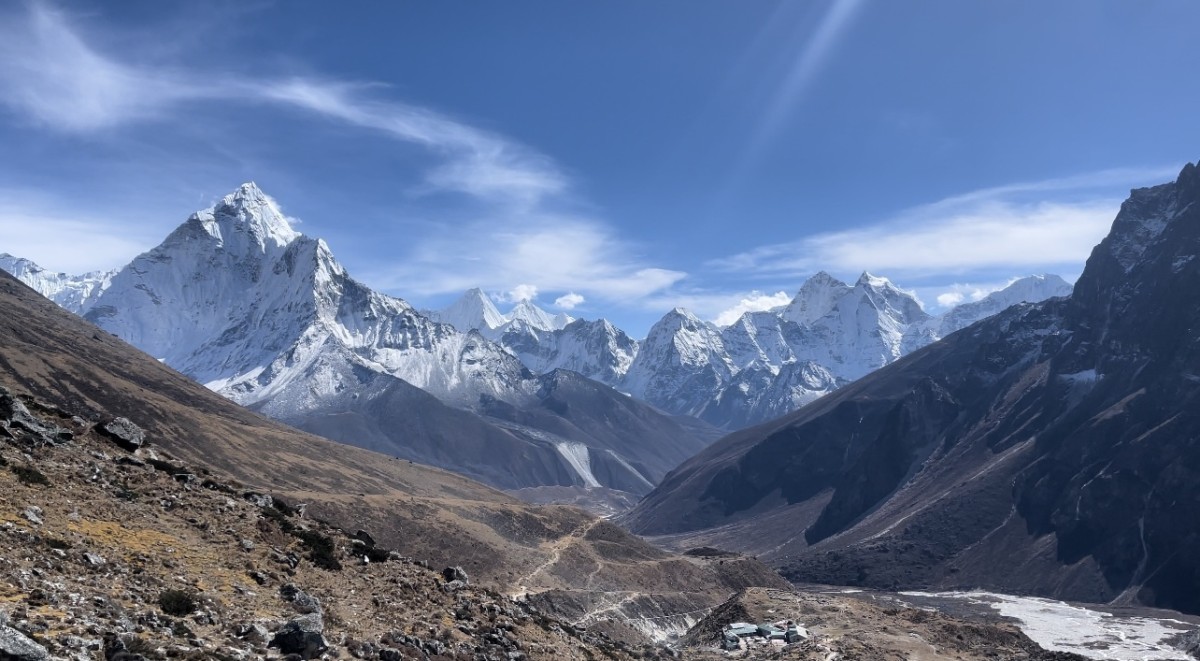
0, 183, 710, 498
626, 162, 1200, 615
0, 625, 50, 661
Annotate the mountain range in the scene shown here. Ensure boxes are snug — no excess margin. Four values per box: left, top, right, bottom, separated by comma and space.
0, 183, 1070, 506
430, 271, 1071, 430
624, 161, 1200, 615
0, 184, 712, 503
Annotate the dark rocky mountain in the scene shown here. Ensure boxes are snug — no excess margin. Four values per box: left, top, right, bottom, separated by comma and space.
625, 162, 1200, 615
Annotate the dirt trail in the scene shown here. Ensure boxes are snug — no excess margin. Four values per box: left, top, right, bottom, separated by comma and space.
510, 517, 602, 596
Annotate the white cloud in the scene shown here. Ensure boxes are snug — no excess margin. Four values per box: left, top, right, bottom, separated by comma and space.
936, 291, 965, 307
0, 4, 564, 207
715, 199, 1118, 277
554, 292, 585, 310
0, 2, 683, 304
711, 165, 1178, 280
366, 214, 687, 306
0, 4, 202, 132
495, 284, 539, 304
713, 291, 792, 326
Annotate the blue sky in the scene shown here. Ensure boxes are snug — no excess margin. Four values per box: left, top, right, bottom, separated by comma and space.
1, 1, 1197, 335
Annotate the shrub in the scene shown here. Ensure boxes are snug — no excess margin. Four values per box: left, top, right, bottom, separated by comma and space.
295, 529, 342, 571
158, 589, 197, 616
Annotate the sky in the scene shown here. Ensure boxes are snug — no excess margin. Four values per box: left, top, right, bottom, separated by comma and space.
0, 1, 1198, 336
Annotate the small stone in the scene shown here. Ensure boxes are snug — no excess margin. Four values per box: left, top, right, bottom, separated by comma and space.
239, 538, 256, 552
21, 507, 43, 526
82, 552, 106, 568
235, 622, 269, 643
279, 584, 321, 615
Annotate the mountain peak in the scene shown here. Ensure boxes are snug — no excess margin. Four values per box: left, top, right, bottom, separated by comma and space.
782, 272, 853, 326
436, 288, 506, 332
856, 271, 892, 288
506, 299, 565, 331
198, 182, 300, 251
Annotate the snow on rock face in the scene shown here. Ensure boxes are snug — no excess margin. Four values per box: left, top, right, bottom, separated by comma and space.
429, 288, 507, 334
621, 308, 734, 416
70, 183, 527, 412
0, 253, 114, 314
936, 275, 1074, 338
623, 270, 1070, 429
780, 271, 853, 325
501, 318, 638, 387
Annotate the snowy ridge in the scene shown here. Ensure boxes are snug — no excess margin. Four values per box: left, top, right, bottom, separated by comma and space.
617, 271, 1072, 428
0, 253, 114, 314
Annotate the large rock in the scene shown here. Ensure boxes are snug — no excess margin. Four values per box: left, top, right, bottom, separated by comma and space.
269, 613, 327, 659
0, 624, 50, 661
0, 387, 70, 445
97, 417, 145, 451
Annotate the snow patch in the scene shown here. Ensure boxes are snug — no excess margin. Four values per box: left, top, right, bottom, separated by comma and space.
902, 591, 1194, 660
556, 442, 601, 488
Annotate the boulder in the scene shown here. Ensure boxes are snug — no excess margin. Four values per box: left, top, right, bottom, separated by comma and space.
269, 613, 327, 659
442, 566, 468, 584
0, 389, 70, 446
0, 624, 50, 660
97, 417, 145, 451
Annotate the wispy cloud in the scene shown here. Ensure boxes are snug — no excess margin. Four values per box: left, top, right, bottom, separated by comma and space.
0, 3, 564, 207
737, 0, 866, 169
365, 214, 686, 305
712, 166, 1176, 279
0, 2, 680, 305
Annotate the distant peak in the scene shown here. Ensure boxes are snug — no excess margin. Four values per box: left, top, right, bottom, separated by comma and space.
856, 271, 892, 288
199, 182, 300, 250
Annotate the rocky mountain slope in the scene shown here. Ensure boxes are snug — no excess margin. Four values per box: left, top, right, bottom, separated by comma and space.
0, 267, 796, 655
2, 184, 710, 500
623, 162, 1200, 615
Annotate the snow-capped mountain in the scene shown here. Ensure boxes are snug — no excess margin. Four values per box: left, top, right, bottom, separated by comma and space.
934, 274, 1073, 337
499, 318, 638, 386
621, 271, 1070, 428
429, 289, 573, 338
0, 253, 114, 314
427, 287, 507, 336
411, 270, 1073, 431
3, 183, 710, 498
